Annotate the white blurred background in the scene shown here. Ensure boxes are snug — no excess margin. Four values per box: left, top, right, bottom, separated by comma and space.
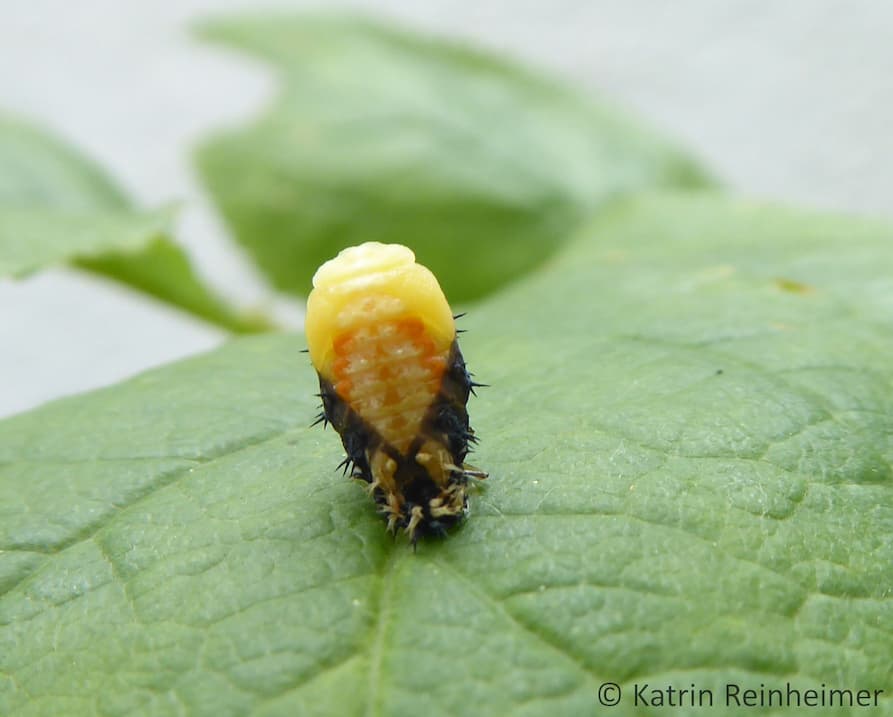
1, 0, 891, 418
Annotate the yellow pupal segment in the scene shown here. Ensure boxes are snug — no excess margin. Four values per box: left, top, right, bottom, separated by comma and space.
305, 242, 456, 380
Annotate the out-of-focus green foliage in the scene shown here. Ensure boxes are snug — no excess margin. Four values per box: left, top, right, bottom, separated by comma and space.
196, 14, 711, 302
0, 113, 271, 333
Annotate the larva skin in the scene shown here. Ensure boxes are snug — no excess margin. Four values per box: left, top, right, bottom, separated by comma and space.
318, 339, 476, 539
305, 243, 484, 543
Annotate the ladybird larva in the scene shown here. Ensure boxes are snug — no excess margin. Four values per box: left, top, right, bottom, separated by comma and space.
305, 242, 485, 544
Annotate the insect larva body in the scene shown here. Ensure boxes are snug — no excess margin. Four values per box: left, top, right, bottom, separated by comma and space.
305, 242, 485, 543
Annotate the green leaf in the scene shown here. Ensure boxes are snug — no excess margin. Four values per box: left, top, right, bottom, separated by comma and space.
196, 14, 711, 302
0, 113, 271, 333
2, 194, 891, 716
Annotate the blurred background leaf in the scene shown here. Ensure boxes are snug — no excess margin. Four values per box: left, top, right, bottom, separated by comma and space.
0, 113, 272, 333
2, 194, 890, 715
196, 13, 712, 302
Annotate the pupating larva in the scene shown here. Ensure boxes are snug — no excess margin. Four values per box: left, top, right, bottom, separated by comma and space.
305, 242, 486, 544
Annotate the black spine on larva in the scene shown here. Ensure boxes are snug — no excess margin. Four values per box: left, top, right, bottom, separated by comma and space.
318, 377, 376, 483
423, 340, 474, 464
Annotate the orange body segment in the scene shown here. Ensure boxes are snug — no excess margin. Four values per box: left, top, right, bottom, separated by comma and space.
331, 316, 448, 453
